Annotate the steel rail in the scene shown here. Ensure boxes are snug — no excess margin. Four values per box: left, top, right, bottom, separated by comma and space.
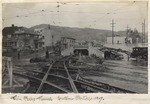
74, 80, 111, 93
51, 67, 78, 72
42, 81, 71, 93
13, 72, 70, 93
14, 69, 45, 74
64, 61, 78, 93
13, 56, 134, 93
36, 62, 54, 93
48, 74, 68, 79
14, 69, 69, 80
13, 72, 42, 82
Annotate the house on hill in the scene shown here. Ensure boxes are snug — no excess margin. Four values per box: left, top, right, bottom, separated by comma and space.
2, 24, 44, 52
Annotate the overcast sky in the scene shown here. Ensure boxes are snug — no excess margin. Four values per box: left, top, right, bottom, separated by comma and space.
2, 1, 148, 32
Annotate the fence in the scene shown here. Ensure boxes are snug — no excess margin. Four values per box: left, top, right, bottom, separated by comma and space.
2, 56, 13, 88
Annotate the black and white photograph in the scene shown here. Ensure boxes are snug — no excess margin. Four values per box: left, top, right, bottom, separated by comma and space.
2, 1, 148, 94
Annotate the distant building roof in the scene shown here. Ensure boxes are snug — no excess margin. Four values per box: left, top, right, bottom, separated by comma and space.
2, 24, 37, 35
74, 45, 89, 49
61, 36, 76, 40
2, 25, 22, 35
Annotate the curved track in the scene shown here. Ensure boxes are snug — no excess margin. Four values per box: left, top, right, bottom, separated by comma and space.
13, 56, 135, 93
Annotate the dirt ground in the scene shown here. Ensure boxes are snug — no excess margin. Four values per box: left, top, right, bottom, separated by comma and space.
71, 54, 148, 93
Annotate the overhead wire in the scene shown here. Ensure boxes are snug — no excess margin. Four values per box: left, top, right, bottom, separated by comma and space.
87, 1, 136, 28
2, 5, 57, 21
3, 1, 140, 30
3, 2, 133, 21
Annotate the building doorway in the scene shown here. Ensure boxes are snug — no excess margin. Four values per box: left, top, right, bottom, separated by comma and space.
74, 49, 89, 56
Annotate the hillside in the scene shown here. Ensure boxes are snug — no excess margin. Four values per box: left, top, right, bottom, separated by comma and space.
30, 24, 127, 41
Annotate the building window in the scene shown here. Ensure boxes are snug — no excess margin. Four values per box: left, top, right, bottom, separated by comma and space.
7, 34, 11, 38
26, 34, 30, 37
14, 42, 17, 46
63, 39, 65, 43
34, 35, 38, 38
7, 42, 10, 46
14, 34, 18, 39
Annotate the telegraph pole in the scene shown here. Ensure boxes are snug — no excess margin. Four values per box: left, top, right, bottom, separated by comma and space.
49, 24, 54, 46
110, 19, 116, 44
142, 22, 144, 43
106, 33, 107, 43
57, 2, 60, 25
127, 25, 129, 30
142, 19, 145, 43
126, 24, 129, 37
143, 19, 145, 43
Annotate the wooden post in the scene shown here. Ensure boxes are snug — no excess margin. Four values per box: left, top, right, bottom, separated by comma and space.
6, 57, 13, 88
9, 58, 13, 88
110, 20, 116, 44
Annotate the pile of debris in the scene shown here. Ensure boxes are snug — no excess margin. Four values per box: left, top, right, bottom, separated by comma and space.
69, 55, 108, 72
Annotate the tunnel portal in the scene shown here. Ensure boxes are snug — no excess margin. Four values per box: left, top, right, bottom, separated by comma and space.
73, 49, 89, 56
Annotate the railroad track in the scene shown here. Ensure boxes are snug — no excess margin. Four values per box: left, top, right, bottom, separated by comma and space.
13, 56, 135, 93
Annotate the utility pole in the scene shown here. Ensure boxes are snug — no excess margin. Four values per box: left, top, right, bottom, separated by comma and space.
110, 19, 116, 44
105, 34, 107, 43
142, 22, 144, 43
127, 25, 129, 30
57, 2, 60, 24
143, 19, 145, 43
142, 19, 145, 43
49, 24, 54, 46
126, 24, 129, 38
